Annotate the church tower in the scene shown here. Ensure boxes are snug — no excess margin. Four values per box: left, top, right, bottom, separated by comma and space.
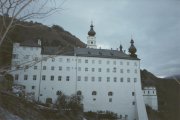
87, 22, 97, 48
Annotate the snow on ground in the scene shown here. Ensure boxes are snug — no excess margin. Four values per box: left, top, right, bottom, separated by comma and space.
0, 107, 23, 120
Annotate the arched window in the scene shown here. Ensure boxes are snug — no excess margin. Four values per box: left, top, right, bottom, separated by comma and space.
77, 90, 82, 96
92, 91, 97, 95
108, 91, 113, 96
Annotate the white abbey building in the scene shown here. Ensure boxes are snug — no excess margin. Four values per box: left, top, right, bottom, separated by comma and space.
10, 24, 149, 120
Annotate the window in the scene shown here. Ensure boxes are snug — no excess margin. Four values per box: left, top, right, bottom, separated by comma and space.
91, 77, 95, 82
51, 76, 54, 81
23, 47, 26, 50
51, 66, 54, 70
66, 67, 70, 71
66, 76, 70, 81
98, 60, 102, 64
77, 91, 82, 96
114, 77, 117, 82
33, 75, 37, 80
107, 61, 110, 64
52, 58, 55, 62
134, 78, 137, 82
132, 92, 135, 96
98, 68, 101, 72
113, 61, 116, 65
132, 101, 136, 105
78, 59, 81, 63
85, 76, 88, 81
42, 75, 46, 80
24, 75, 28, 80
120, 78, 123, 82
34, 66, 37, 70
67, 58, 70, 63
56, 91, 62, 95
78, 67, 81, 71
127, 78, 130, 82
78, 76, 81, 81
120, 69, 123, 73
98, 77, 101, 82
107, 68, 110, 72
108, 92, 113, 96
43, 66, 46, 70
59, 66, 62, 70
92, 91, 97, 95
32, 86, 35, 90
92, 68, 95, 72
127, 69, 130, 73
85, 67, 88, 72
85, 59, 88, 63
12, 54, 18, 59
109, 98, 112, 102
107, 77, 110, 82
148, 91, 149, 94
120, 61, 123, 65
127, 62, 130, 65
113, 67, 116, 72
15, 74, 18, 80
58, 76, 62, 81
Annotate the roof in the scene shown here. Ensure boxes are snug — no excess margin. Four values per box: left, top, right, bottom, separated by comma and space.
20, 40, 40, 47
56, 48, 140, 60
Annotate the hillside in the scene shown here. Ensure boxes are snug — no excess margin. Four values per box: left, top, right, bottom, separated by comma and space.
141, 69, 180, 120
0, 17, 86, 66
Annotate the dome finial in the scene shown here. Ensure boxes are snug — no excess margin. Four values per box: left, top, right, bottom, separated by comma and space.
88, 21, 96, 36
128, 37, 137, 58
120, 44, 123, 52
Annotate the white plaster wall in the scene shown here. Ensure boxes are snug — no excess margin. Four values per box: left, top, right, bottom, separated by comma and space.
10, 43, 148, 120
143, 87, 158, 111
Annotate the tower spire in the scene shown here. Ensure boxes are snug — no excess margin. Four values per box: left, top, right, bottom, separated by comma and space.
128, 37, 137, 58
87, 22, 97, 49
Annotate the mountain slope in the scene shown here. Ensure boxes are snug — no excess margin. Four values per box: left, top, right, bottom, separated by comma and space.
0, 18, 86, 66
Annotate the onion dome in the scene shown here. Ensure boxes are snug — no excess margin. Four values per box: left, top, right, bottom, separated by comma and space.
88, 23, 96, 36
128, 38, 137, 57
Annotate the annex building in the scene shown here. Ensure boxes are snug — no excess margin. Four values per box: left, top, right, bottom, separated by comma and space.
10, 24, 150, 120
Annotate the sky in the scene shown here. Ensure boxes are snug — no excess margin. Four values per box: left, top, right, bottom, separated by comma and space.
35, 0, 180, 77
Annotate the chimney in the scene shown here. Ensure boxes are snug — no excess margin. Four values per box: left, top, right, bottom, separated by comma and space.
38, 39, 41, 46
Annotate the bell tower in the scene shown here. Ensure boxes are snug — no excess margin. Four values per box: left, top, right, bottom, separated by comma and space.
87, 22, 97, 48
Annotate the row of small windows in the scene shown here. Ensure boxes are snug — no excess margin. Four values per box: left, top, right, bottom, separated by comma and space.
43, 57, 138, 66
41, 66, 138, 74
78, 76, 137, 83
14, 74, 69, 81
76, 91, 113, 96
15, 74, 137, 83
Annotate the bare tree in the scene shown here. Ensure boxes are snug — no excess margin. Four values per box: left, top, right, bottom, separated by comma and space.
0, 0, 64, 47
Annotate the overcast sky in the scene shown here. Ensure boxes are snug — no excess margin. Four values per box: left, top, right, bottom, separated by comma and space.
36, 0, 180, 77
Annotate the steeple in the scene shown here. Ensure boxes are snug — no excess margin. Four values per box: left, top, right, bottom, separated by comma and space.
128, 38, 137, 58
119, 44, 123, 52
88, 22, 96, 36
87, 22, 97, 49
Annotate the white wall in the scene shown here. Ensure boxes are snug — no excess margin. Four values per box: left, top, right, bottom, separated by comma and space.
10, 43, 149, 120
143, 87, 158, 111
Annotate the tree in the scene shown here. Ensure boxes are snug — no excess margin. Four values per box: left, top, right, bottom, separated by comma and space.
0, 0, 64, 47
